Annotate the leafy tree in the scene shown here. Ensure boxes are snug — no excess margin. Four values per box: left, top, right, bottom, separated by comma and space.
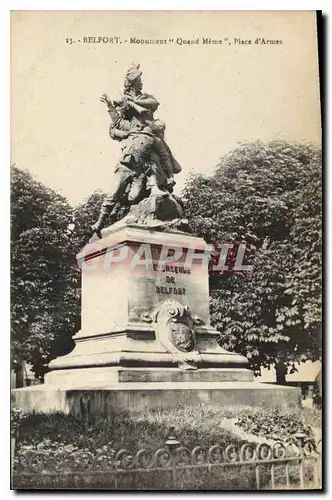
11, 166, 79, 380
69, 190, 107, 254
11, 168, 123, 382
182, 140, 322, 382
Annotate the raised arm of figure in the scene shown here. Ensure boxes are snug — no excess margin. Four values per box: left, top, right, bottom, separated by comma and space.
100, 93, 120, 122
128, 94, 160, 113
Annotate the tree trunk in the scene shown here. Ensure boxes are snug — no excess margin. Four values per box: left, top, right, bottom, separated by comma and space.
14, 361, 26, 388
275, 361, 287, 385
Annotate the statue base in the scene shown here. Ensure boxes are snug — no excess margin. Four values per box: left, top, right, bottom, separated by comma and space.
12, 224, 301, 414
12, 380, 300, 416
46, 224, 251, 378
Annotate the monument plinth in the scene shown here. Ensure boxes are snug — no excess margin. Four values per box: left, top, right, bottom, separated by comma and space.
13, 224, 301, 414
45, 224, 251, 386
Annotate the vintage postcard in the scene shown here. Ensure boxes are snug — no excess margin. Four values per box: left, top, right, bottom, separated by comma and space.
11, 10, 322, 490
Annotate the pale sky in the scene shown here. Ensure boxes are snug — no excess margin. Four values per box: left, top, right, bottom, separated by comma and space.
11, 11, 321, 206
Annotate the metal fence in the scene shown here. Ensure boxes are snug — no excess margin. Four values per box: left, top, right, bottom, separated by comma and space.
12, 430, 322, 490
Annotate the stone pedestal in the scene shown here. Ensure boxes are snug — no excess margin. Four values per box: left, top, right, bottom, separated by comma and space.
12, 224, 301, 413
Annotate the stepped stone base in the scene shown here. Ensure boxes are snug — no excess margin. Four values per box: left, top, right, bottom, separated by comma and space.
12, 380, 301, 416
12, 225, 301, 416
45, 367, 254, 386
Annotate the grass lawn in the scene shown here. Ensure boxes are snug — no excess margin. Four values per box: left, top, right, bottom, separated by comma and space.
12, 403, 321, 490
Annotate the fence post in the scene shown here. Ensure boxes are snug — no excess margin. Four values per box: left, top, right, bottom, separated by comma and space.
255, 464, 260, 490
295, 432, 306, 489
313, 440, 321, 489
314, 457, 320, 489
270, 464, 275, 490
11, 430, 17, 474
165, 427, 180, 489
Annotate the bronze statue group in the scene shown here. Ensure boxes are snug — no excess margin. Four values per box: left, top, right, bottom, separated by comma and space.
91, 64, 184, 236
